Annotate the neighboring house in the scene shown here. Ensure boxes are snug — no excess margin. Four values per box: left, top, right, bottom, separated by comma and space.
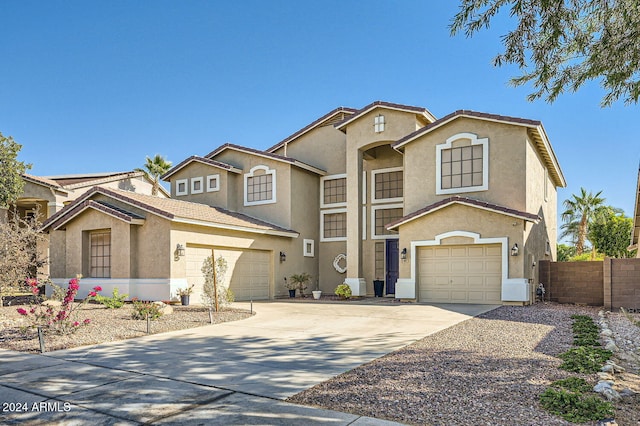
42, 101, 566, 305
631, 165, 640, 257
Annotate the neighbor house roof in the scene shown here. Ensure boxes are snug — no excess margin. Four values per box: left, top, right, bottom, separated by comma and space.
630, 165, 640, 250
266, 106, 357, 153
42, 187, 298, 237
21, 174, 71, 194
39, 171, 171, 197
386, 196, 541, 231
393, 110, 566, 188
334, 101, 437, 132
204, 143, 327, 176
161, 156, 243, 181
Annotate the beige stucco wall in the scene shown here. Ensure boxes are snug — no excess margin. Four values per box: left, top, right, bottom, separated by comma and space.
167, 162, 234, 209
273, 124, 347, 175
403, 118, 529, 214
290, 167, 320, 290
396, 203, 525, 280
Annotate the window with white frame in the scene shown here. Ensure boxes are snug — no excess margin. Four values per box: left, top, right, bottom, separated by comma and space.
436, 133, 488, 195
371, 205, 403, 239
90, 230, 111, 278
207, 174, 220, 192
374, 114, 385, 133
372, 167, 403, 203
321, 209, 347, 241
244, 165, 276, 206
303, 239, 315, 257
175, 179, 188, 196
320, 174, 347, 207
191, 177, 204, 194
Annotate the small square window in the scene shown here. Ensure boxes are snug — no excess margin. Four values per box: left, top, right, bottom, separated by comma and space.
175, 179, 188, 196
207, 174, 220, 192
303, 239, 315, 257
191, 177, 204, 194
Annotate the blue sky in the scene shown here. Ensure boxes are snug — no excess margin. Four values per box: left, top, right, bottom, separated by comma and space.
1, 1, 638, 220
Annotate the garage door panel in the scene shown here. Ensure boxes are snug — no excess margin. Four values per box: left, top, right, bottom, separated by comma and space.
418, 243, 502, 304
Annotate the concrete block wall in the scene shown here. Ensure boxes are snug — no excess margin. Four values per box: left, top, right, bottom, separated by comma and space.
609, 258, 640, 312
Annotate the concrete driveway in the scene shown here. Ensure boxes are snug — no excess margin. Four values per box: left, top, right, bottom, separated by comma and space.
0, 301, 496, 425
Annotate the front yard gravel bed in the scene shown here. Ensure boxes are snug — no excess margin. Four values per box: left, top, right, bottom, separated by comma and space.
0, 303, 253, 353
289, 303, 639, 426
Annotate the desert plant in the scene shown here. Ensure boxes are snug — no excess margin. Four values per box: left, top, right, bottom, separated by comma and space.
289, 273, 311, 297
95, 287, 128, 309
621, 307, 640, 329
131, 298, 163, 320
334, 283, 352, 299
558, 346, 612, 373
201, 255, 233, 314
177, 284, 194, 297
539, 387, 614, 423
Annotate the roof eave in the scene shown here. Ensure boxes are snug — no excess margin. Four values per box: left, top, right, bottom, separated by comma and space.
171, 217, 299, 238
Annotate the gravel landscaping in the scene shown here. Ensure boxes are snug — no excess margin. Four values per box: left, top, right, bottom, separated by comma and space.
289, 303, 640, 426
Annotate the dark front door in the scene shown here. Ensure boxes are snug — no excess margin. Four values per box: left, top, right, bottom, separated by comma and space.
385, 239, 399, 295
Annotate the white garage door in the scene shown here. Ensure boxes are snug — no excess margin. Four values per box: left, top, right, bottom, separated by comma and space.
185, 246, 272, 302
418, 244, 502, 304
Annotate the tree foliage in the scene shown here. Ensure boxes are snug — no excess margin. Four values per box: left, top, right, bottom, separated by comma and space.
560, 188, 606, 255
0, 132, 31, 208
451, 0, 640, 106
588, 212, 636, 258
0, 208, 48, 306
557, 243, 576, 261
136, 154, 172, 196
201, 255, 233, 313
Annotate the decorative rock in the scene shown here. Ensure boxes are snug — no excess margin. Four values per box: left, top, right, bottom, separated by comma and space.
618, 388, 637, 398
596, 419, 618, 426
601, 364, 615, 373
42, 300, 62, 307
601, 329, 613, 337
597, 372, 615, 381
594, 380, 614, 393
604, 341, 618, 351
605, 360, 626, 373
602, 387, 621, 401
152, 301, 173, 315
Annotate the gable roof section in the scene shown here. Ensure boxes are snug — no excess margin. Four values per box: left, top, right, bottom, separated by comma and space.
386, 196, 540, 231
204, 143, 326, 176
46, 200, 146, 230
21, 174, 71, 194
42, 187, 298, 237
334, 101, 437, 132
161, 156, 242, 181
393, 110, 566, 188
266, 106, 357, 153
631, 166, 640, 250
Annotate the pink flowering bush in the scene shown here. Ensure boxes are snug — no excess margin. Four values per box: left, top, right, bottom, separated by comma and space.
16, 277, 101, 335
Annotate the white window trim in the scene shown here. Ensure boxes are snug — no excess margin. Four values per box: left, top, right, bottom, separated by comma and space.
362, 170, 367, 205
175, 179, 188, 196
371, 166, 404, 204
320, 173, 347, 208
320, 208, 347, 242
374, 114, 385, 133
436, 132, 489, 195
371, 203, 403, 240
244, 165, 277, 206
362, 206, 367, 240
206, 174, 220, 192
191, 176, 204, 194
303, 239, 315, 257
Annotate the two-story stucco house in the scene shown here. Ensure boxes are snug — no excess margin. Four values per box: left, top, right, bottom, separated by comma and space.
42, 101, 565, 304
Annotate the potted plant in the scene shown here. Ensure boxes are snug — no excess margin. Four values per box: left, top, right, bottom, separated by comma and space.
289, 273, 311, 298
373, 277, 384, 297
177, 284, 194, 306
335, 283, 352, 300
284, 277, 296, 298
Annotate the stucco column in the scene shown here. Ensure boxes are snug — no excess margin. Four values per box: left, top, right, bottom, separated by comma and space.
345, 147, 366, 295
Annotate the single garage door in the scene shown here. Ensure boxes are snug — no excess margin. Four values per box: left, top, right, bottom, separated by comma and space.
185, 246, 272, 302
418, 244, 502, 304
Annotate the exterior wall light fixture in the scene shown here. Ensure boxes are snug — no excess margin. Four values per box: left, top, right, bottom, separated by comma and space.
401, 248, 407, 261
280, 251, 286, 262
511, 243, 519, 256
175, 244, 186, 261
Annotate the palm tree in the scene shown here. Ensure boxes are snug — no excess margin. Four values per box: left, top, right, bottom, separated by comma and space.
560, 188, 605, 255
136, 155, 172, 196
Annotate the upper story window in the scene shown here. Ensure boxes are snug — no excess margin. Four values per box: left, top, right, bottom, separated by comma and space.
374, 114, 385, 133
191, 177, 204, 194
321, 208, 347, 242
244, 165, 276, 206
175, 179, 188, 196
320, 174, 347, 208
207, 174, 220, 192
436, 132, 489, 195
372, 205, 403, 239
372, 167, 403, 203
90, 230, 111, 278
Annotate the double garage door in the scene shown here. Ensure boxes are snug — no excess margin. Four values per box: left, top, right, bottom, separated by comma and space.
185, 246, 271, 302
418, 244, 502, 304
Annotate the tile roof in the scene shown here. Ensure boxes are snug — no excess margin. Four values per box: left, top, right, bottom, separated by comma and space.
42, 187, 298, 237
44, 171, 140, 188
392, 110, 566, 188
266, 106, 357, 152
161, 156, 242, 181
386, 196, 540, 230
22, 174, 69, 193
45, 200, 146, 230
204, 143, 326, 176
334, 101, 437, 131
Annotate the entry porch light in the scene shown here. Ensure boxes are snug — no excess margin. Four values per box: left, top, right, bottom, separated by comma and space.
401, 247, 407, 261
175, 244, 186, 261
511, 243, 519, 256
280, 251, 286, 262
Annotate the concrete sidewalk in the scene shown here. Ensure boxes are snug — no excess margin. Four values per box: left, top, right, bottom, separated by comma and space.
0, 301, 496, 425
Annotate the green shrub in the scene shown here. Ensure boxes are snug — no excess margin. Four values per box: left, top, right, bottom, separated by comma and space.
539, 388, 614, 423
95, 287, 128, 309
558, 346, 612, 373
131, 299, 163, 320
334, 283, 352, 299
550, 377, 592, 394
